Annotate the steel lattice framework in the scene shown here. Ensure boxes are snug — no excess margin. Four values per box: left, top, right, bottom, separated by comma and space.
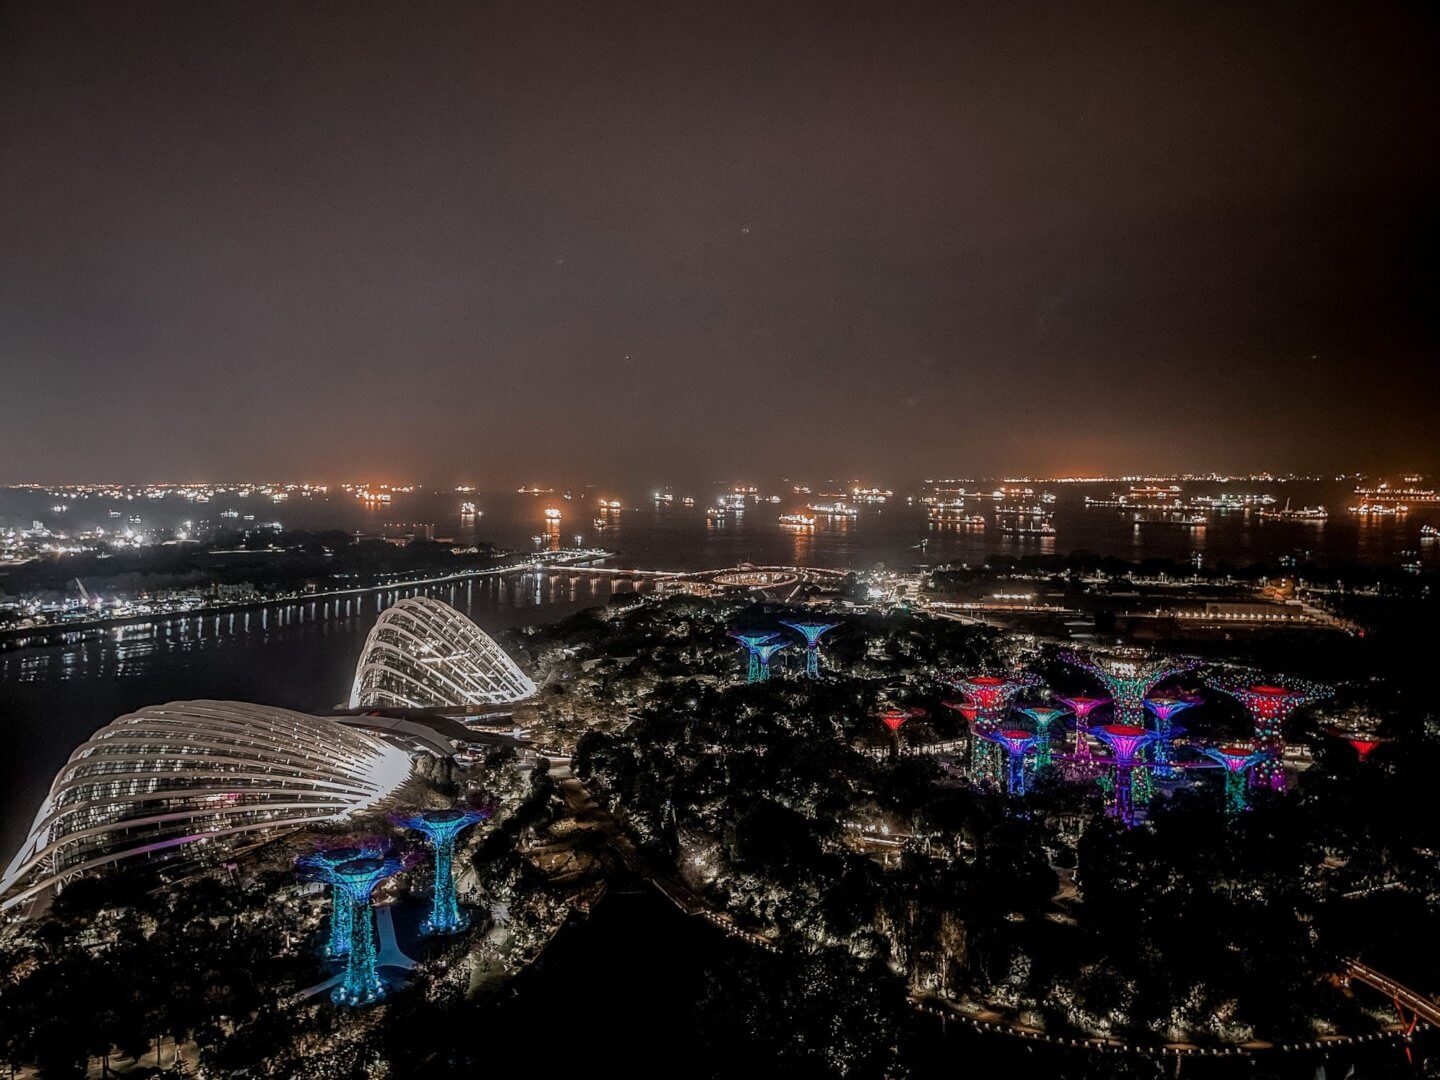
2, 701, 413, 912
1204, 672, 1331, 792
780, 620, 840, 678
1093, 724, 1161, 826
1061, 649, 1196, 723
349, 597, 536, 709
391, 806, 492, 935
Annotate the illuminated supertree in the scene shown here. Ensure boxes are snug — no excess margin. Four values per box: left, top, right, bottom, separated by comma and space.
1061, 649, 1196, 724
729, 631, 779, 683
391, 806, 493, 935
753, 641, 788, 681
1055, 694, 1109, 761
296, 840, 387, 957
1200, 746, 1271, 814
1204, 673, 1331, 792
978, 727, 1042, 795
1143, 696, 1197, 779
327, 851, 411, 1006
780, 620, 840, 678
1016, 704, 1070, 771
877, 706, 925, 758
1327, 727, 1390, 763
947, 672, 1041, 787
1092, 724, 1161, 826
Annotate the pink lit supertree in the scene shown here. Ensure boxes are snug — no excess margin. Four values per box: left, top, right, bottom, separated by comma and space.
1055, 694, 1109, 761
1204, 673, 1331, 792
1092, 724, 1161, 826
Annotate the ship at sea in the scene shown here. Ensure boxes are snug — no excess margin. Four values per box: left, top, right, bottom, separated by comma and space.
1257, 499, 1328, 521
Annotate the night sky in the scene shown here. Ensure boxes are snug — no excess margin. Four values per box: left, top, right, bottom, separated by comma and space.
2, 1, 1435, 484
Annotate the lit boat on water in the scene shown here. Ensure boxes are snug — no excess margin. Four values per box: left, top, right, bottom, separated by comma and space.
1349, 503, 1409, 516
459, 501, 478, 514
778, 513, 817, 527
1257, 501, 1327, 521
997, 521, 1056, 536
1131, 512, 1208, 528
543, 508, 562, 521
807, 501, 858, 517
1420, 524, 1438, 539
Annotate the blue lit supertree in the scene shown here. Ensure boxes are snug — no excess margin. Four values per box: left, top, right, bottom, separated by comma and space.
977, 727, 1042, 796
1016, 704, 1070, 771
391, 806, 493, 935
296, 840, 388, 957
1143, 695, 1196, 779
1203, 673, 1331, 793
1092, 724, 1161, 827
328, 851, 411, 1006
1200, 746, 1271, 814
753, 641, 789, 681
780, 620, 840, 678
729, 631, 780, 683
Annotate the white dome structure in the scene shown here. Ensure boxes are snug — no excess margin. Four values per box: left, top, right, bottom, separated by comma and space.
1, 700, 413, 911
348, 597, 536, 710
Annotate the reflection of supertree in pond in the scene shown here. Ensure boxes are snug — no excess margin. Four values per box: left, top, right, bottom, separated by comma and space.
729, 631, 779, 683
779, 620, 840, 678
328, 852, 410, 1006
1016, 704, 1069, 770
1200, 746, 1271, 814
1204, 674, 1331, 792
296, 840, 387, 957
391, 806, 493, 935
978, 728, 1042, 795
1092, 724, 1161, 827
1143, 695, 1196, 779
1055, 694, 1108, 760
1062, 649, 1196, 723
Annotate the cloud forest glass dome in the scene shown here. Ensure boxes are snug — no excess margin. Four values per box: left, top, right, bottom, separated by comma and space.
347, 596, 536, 710
0, 700, 413, 912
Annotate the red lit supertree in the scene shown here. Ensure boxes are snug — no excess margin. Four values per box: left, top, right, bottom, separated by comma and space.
1092, 724, 1160, 827
945, 671, 1040, 787
1204, 673, 1331, 792
875, 705, 925, 758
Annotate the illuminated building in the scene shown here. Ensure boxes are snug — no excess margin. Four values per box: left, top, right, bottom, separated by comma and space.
391, 806, 492, 935
1200, 746, 1271, 814
1092, 724, 1161, 826
1204, 675, 1331, 792
1, 701, 412, 913
328, 851, 410, 1006
349, 597, 536, 709
779, 620, 840, 678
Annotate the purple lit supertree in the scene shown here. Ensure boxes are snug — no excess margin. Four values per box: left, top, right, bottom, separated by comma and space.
296, 840, 388, 957
1143, 695, 1197, 779
978, 727, 1042, 795
326, 850, 413, 1006
1204, 673, 1331, 792
1092, 724, 1161, 826
1200, 746, 1271, 814
1016, 704, 1070, 771
729, 631, 780, 683
780, 620, 840, 678
1055, 694, 1109, 761
391, 806, 493, 935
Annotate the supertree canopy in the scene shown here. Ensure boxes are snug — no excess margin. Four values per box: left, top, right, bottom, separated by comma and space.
296, 840, 388, 957
978, 727, 1042, 796
1092, 724, 1161, 827
947, 671, 1041, 787
753, 641, 789, 681
1061, 649, 1197, 723
779, 620, 840, 678
1016, 704, 1069, 770
1200, 746, 1271, 814
1321, 706, 1390, 763
391, 806, 493, 935
1055, 694, 1109, 760
1204, 673, 1331, 792
327, 851, 411, 1006
1143, 695, 1196, 779
729, 631, 780, 683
